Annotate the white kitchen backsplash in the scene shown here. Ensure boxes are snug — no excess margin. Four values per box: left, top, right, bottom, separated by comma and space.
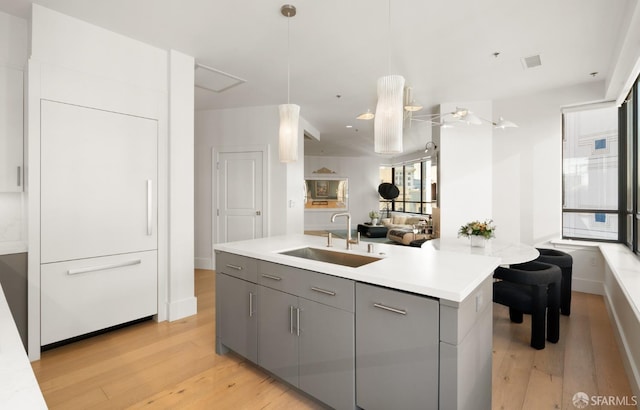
0, 192, 25, 242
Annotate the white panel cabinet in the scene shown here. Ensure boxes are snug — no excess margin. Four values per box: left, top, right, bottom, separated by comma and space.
40, 100, 158, 264
39, 100, 159, 346
0, 66, 23, 192
41, 250, 157, 345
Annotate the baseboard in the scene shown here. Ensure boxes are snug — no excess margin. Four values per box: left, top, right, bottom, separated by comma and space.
167, 296, 198, 321
195, 257, 213, 270
572, 277, 604, 295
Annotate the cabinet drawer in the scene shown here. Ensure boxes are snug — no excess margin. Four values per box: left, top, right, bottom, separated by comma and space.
215, 251, 258, 282
41, 251, 158, 346
259, 261, 354, 311
297, 270, 354, 312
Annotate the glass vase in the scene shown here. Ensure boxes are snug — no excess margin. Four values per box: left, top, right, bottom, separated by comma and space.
470, 235, 486, 248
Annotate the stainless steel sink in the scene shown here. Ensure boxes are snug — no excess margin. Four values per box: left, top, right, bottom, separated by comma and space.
279, 247, 381, 267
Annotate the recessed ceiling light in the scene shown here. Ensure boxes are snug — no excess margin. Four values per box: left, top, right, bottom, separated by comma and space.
346, 125, 353, 128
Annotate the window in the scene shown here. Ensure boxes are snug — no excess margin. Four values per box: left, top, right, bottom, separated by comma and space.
379, 159, 437, 216
562, 104, 619, 240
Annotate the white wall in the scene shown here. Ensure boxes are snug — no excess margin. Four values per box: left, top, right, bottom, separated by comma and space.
194, 105, 305, 269
0, 11, 27, 246
27, 5, 196, 359
492, 81, 604, 244
438, 101, 493, 239
304, 156, 381, 230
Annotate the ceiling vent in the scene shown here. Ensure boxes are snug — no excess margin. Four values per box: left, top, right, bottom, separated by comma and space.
195, 63, 246, 93
521, 54, 542, 69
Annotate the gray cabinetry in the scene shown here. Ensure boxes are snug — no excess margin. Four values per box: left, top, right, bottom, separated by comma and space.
257, 285, 299, 386
356, 282, 440, 410
298, 297, 354, 410
257, 261, 355, 410
216, 273, 257, 362
215, 252, 259, 360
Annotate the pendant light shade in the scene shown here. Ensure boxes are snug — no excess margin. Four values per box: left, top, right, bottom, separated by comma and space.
278, 4, 299, 163
279, 103, 300, 163
374, 74, 405, 154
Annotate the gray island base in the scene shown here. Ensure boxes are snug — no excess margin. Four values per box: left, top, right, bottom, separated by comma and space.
214, 234, 499, 410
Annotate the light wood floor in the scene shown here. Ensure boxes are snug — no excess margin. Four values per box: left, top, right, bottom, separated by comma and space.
32, 269, 634, 409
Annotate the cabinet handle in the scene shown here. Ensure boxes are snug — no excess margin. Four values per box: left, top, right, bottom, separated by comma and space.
290, 305, 294, 334
147, 180, 153, 236
296, 307, 300, 336
261, 273, 282, 281
17, 166, 21, 187
311, 286, 336, 296
249, 292, 254, 317
68, 259, 142, 275
226, 264, 243, 271
373, 303, 407, 315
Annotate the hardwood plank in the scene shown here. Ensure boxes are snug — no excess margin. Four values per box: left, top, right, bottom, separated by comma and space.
32, 270, 634, 410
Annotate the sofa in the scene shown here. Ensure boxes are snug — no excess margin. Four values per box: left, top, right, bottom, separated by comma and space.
382, 215, 432, 245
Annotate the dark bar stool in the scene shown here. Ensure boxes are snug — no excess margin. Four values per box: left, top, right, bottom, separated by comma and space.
535, 248, 573, 316
493, 261, 562, 350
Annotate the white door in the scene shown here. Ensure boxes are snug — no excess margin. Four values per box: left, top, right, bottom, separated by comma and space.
40, 100, 158, 263
217, 151, 264, 242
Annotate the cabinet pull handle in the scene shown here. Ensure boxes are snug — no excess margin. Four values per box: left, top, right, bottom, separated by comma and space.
147, 180, 153, 236
17, 166, 21, 187
311, 286, 336, 296
226, 264, 243, 270
290, 305, 294, 334
261, 273, 282, 281
249, 292, 254, 317
68, 259, 142, 275
373, 303, 407, 315
296, 307, 300, 336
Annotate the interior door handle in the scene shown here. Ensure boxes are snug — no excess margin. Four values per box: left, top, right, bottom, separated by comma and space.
256, 210, 261, 215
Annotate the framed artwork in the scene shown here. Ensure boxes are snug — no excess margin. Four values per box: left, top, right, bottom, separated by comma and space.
315, 181, 329, 198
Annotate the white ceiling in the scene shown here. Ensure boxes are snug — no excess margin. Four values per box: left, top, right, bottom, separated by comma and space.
1, 0, 636, 157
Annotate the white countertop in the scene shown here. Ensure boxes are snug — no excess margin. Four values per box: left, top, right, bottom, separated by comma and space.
214, 234, 501, 302
424, 238, 540, 266
0, 241, 27, 256
0, 284, 48, 409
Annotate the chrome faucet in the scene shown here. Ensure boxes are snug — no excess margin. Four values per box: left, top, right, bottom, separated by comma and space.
331, 212, 359, 250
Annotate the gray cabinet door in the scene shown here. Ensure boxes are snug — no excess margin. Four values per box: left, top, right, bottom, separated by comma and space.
258, 285, 299, 387
356, 283, 439, 410
216, 273, 258, 363
299, 298, 355, 410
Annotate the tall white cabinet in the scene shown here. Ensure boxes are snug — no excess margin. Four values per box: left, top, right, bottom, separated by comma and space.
39, 100, 158, 345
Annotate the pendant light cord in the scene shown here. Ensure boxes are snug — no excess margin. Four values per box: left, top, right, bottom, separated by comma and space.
387, 0, 391, 74
287, 12, 291, 104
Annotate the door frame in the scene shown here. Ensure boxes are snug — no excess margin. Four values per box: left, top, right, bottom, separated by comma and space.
212, 144, 269, 245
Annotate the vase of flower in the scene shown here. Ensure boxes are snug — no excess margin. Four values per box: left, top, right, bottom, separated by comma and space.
458, 219, 496, 248
369, 210, 380, 226
470, 235, 486, 248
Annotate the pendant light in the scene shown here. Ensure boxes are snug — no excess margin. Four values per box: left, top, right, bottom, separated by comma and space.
374, 0, 404, 155
279, 4, 299, 163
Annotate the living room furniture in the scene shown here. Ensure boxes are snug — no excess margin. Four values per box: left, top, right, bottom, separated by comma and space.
535, 248, 573, 316
493, 261, 561, 350
387, 228, 430, 246
357, 223, 388, 238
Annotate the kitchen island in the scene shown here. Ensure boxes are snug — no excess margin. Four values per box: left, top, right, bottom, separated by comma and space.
214, 234, 500, 410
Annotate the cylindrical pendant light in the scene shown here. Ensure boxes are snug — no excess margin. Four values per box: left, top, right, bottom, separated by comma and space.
279, 4, 299, 163
279, 103, 300, 162
374, 74, 405, 154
